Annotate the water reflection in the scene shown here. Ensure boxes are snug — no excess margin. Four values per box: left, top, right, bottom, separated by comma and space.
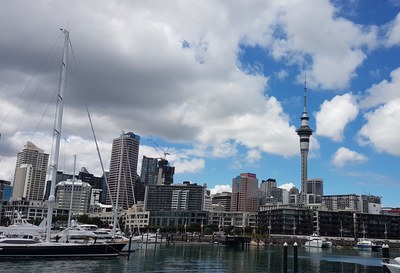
3, 244, 397, 273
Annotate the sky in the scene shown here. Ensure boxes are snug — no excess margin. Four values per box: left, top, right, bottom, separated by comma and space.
0, 0, 399, 207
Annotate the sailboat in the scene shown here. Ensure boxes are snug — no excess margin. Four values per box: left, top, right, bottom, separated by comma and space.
0, 29, 127, 257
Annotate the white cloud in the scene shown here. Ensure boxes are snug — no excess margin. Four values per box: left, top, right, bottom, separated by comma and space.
315, 93, 359, 142
210, 184, 232, 195
360, 67, 400, 109
279, 182, 295, 191
384, 13, 400, 47
173, 158, 205, 174
358, 99, 400, 155
246, 149, 262, 163
331, 147, 368, 167
210, 142, 237, 158
267, 0, 378, 90
274, 69, 288, 80
357, 67, 400, 156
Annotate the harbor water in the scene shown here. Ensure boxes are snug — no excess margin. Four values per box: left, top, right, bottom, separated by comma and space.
2, 243, 398, 273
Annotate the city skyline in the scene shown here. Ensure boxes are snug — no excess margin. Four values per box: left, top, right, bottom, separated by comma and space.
0, 1, 399, 207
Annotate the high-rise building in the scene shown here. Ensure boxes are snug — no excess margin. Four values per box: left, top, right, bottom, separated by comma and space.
231, 173, 259, 212
140, 156, 175, 186
260, 178, 277, 197
12, 141, 49, 201
144, 181, 205, 211
107, 132, 140, 209
55, 179, 91, 214
157, 159, 175, 185
296, 81, 313, 203
171, 189, 189, 210
306, 178, 323, 204
0, 180, 12, 202
140, 156, 158, 185
212, 192, 232, 211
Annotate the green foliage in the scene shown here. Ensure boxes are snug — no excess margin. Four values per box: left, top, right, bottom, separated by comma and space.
1, 217, 11, 226
76, 214, 106, 227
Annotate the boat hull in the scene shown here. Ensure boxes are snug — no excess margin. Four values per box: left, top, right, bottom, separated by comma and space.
0, 242, 126, 257
383, 263, 400, 273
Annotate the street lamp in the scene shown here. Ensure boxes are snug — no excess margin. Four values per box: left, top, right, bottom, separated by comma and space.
293, 219, 296, 236
384, 223, 388, 241
340, 221, 343, 239
268, 218, 272, 238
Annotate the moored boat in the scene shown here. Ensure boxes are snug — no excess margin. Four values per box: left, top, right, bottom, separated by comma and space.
354, 238, 377, 251
0, 240, 126, 257
0, 211, 46, 239
304, 233, 332, 248
382, 257, 400, 273
132, 232, 161, 244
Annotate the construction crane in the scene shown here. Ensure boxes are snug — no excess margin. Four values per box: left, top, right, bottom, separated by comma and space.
147, 138, 170, 159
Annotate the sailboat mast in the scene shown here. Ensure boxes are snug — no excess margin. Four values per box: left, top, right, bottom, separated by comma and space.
66, 155, 77, 242
45, 29, 69, 243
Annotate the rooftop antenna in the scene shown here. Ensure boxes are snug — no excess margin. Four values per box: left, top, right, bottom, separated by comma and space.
303, 72, 307, 113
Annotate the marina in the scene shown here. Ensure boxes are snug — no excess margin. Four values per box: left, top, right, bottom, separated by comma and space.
1, 2, 400, 273
1, 243, 399, 273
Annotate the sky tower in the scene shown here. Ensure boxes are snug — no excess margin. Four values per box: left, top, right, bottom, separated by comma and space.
296, 78, 313, 203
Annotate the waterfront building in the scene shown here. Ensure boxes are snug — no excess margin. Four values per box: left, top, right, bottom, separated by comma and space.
257, 207, 400, 240
122, 203, 150, 233
257, 208, 313, 236
361, 194, 381, 214
231, 173, 259, 212
88, 202, 150, 231
107, 132, 140, 209
322, 194, 381, 213
209, 211, 257, 230
144, 181, 206, 211
171, 189, 190, 210
212, 192, 232, 212
1, 199, 69, 223
296, 82, 313, 204
55, 179, 91, 214
316, 210, 400, 239
148, 210, 208, 229
323, 194, 360, 211
382, 207, 400, 215
12, 141, 49, 201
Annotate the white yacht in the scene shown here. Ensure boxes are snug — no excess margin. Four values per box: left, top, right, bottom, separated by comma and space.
0, 211, 46, 239
354, 238, 380, 251
382, 257, 400, 273
304, 233, 332, 248
132, 232, 161, 244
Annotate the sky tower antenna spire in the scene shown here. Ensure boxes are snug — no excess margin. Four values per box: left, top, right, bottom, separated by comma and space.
304, 72, 307, 113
